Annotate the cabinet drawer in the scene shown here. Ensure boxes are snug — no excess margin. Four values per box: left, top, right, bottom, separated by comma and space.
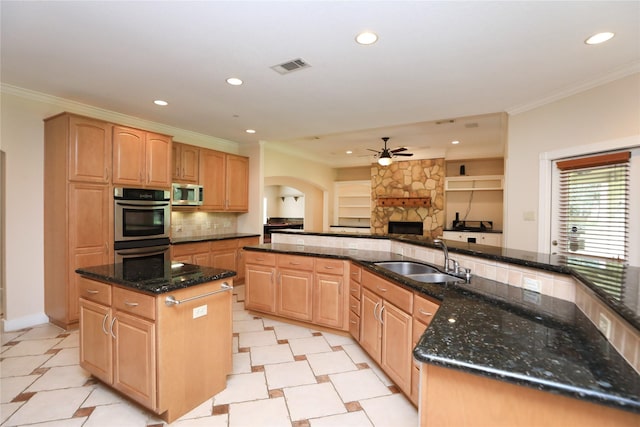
113, 287, 156, 320
350, 264, 362, 283
78, 277, 112, 305
349, 294, 361, 315
315, 258, 345, 275
349, 280, 361, 300
413, 294, 440, 326
210, 239, 238, 251
244, 251, 276, 266
362, 271, 413, 313
348, 310, 360, 340
278, 254, 314, 271
172, 242, 209, 257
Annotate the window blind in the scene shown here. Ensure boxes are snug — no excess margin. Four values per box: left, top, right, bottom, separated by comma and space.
556, 152, 630, 261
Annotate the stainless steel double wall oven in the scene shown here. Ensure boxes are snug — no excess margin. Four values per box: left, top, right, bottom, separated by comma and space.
114, 187, 171, 279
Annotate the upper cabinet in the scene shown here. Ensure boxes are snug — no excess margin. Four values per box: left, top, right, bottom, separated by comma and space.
113, 126, 172, 189
198, 149, 249, 212
172, 142, 199, 184
68, 115, 113, 183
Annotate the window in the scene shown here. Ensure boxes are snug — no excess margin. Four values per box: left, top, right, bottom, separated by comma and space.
555, 151, 630, 261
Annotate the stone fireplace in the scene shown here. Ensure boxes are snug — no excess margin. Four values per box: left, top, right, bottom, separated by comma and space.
371, 158, 445, 238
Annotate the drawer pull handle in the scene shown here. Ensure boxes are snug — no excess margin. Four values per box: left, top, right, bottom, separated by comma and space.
351, 305, 357, 309
418, 309, 433, 316
124, 302, 139, 307
165, 283, 232, 306
376, 286, 387, 292
350, 320, 357, 324
86, 289, 99, 294
324, 266, 334, 269
256, 258, 265, 261
289, 262, 301, 265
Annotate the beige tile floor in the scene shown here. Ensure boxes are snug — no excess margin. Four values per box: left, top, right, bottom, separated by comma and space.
0, 285, 418, 426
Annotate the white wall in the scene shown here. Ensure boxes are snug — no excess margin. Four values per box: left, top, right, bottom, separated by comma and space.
505, 73, 640, 252
0, 86, 246, 330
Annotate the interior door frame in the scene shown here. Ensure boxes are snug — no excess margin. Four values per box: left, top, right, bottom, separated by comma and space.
538, 135, 640, 261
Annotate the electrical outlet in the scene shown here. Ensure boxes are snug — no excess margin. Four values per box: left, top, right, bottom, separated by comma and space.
297, 239, 304, 245
348, 243, 357, 249
523, 277, 541, 293
193, 305, 207, 319
598, 313, 612, 339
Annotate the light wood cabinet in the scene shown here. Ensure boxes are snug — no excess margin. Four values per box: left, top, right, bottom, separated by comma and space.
79, 276, 233, 423
44, 113, 113, 329
113, 125, 172, 189
245, 251, 277, 313
172, 142, 199, 183
171, 242, 210, 266
313, 258, 348, 330
198, 149, 249, 212
210, 240, 239, 272
277, 255, 314, 321
348, 264, 362, 340
236, 237, 260, 283
360, 270, 414, 396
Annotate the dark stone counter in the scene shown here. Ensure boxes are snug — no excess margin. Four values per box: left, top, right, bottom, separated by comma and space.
244, 241, 640, 414
171, 233, 260, 245
75, 262, 236, 294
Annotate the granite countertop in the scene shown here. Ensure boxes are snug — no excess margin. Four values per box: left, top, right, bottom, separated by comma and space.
171, 233, 260, 245
75, 262, 236, 294
244, 242, 640, 413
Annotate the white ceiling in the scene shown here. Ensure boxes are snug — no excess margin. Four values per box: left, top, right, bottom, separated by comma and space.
2, 1, 639, 167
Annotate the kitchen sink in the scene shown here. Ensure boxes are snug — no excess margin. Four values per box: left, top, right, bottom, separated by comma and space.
374, 261, 466, 284
374, 261, 439, 275
405, 273, 465, 284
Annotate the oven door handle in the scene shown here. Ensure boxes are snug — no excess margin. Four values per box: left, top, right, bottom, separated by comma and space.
115, 245, 170, 256
116, 202, 170, 208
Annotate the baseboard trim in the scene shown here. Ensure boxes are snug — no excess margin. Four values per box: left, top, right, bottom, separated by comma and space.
2, 313, 50, 332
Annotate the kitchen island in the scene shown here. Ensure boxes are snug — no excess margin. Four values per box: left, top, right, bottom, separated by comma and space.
75, 262, 235, 423
244, 231, 640, 426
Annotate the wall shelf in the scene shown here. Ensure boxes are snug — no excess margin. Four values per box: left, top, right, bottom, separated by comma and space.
445, 175, 504, 191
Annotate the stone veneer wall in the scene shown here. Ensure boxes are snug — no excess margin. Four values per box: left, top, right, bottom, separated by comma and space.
371, 158, 445, 238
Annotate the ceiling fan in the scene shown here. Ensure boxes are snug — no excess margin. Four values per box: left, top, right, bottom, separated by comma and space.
368, 137, 413, 166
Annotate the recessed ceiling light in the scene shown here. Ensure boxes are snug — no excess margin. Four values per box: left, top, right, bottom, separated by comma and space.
154, 100, 168, 106
451, 140, 460, 145
585, 32, 615, 45
355, 31, 378, 45
245, 129, 256, 134
226, 77, 243, 86
346, 150, 353, 154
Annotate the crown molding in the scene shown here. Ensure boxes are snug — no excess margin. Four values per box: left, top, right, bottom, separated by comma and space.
1, 83, 239, 152
506, 61, 640, 116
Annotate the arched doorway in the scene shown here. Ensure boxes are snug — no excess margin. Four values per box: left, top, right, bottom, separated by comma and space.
264, 176, 327, 235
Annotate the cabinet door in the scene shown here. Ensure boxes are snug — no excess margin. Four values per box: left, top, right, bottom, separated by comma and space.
113, 310, 157, 410
172, 143, 181, 181
68, 116, 112, 183
313, 273, 344, 329
245, 264, 277, 313
79, 298, 112, 385
277, 268, 313, 321
180, 145, 199, 183
211, 249, 237, 271
145, 132, 172, 188
225, 154, 249, 211
68, 183, 111, 322
381, 302, 413, 394
236, 237, 260, 283
359, 288, 382, 363
113, 126, 145, 186
199, 149, 226, 210
193, 252, 211, 267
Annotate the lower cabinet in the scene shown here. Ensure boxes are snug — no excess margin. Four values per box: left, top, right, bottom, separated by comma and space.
78, 276, 233, 423
410, 294, 440, 405
359, 270, 414, 396
171, 237, 260, 284
245, 252, 349, 331
348, 264, 362, 341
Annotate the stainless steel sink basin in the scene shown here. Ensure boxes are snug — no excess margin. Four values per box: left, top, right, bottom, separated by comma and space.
374, 261, 439, 275
406, 273, 465, 284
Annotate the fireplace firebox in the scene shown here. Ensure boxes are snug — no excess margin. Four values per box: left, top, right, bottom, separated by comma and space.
388, 221, 424, 235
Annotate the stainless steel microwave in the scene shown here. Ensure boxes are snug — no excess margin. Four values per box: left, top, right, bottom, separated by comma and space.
172, 183, 203, 206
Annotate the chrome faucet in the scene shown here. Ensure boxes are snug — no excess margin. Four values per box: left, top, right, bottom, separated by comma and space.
433, 239, 449, 272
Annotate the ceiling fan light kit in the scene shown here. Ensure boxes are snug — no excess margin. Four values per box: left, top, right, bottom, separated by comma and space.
371, 137, 413, 166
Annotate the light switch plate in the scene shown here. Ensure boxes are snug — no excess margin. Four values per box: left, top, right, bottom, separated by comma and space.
598, 313, 612, 339
523, 277, 541, 293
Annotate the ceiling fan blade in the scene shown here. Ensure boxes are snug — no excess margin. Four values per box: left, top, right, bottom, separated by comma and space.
366, 148, 380, 153
391, 147, 407, 153
394, 153, 414, 157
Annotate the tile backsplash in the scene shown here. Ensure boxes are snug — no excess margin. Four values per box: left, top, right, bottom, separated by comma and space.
171, 211, 237, 239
